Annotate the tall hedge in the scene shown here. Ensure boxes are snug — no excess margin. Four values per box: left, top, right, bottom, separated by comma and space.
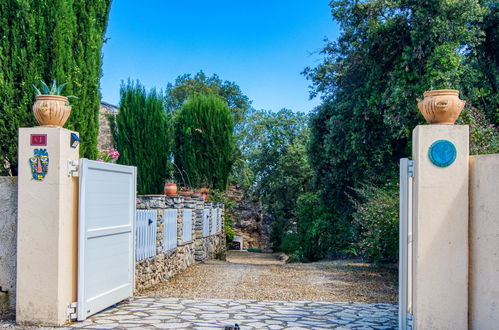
0, 0, 111, 175
115, 80, 171, 194
174, 94, 234, 190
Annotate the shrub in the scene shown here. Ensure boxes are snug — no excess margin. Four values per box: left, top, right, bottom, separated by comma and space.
456, 104, 499, 155
295, 192, 352, 262
351, 182, 399, 263
174, 94, 234, 190
114, 80, 172, 194
0, 1, 112, 175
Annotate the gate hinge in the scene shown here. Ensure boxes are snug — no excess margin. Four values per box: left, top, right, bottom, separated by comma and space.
68, 160, 79, 177
67, 302, 77, 320
407, 160, 414, 178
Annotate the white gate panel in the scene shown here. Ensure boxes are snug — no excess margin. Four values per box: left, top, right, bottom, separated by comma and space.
78, 159, 136, 321
399, 158, 413, 330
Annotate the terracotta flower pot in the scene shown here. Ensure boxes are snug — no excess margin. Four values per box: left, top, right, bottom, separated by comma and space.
32, 95, 71, 127
417, 89, 465, 125
164, 183, 178, 196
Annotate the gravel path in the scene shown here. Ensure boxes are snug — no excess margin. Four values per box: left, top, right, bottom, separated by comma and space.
139, 251, 398, 304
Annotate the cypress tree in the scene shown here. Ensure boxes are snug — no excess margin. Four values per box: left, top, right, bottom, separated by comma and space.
115, 80, 171, 195
0, 0, 111, 175
174, 94, 234, 190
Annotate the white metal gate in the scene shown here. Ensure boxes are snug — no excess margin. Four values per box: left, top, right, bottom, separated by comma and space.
399, 158, 413, 330
77, 159, 136, 321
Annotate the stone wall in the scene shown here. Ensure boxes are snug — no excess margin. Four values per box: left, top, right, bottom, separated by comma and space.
0, 177, 17, 318
135, 196, 225, 293
97, 103, 118, 151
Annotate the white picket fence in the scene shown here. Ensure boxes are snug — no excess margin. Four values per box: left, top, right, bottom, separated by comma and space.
181, 209, 193, 242
211, 208, 218, 235
203, 209, 210, 237
163, 209, 178, 251
135, 210, 157, 261
217, 208, 223, 233
136, 206, 221, 259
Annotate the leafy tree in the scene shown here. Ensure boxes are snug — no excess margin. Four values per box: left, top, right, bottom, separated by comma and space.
241, 109, 314, 251
165, 71, 251, 125
174, 94, 234, 190
0, 0, 111, 175
115, 80, 172, 194
304, 0, 496, 221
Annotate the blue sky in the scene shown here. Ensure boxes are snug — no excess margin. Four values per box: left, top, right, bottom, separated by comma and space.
100, 1, 339, 112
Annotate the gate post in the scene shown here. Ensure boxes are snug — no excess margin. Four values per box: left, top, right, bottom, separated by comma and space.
16, 127, 79, 326
411, 125, 469, 329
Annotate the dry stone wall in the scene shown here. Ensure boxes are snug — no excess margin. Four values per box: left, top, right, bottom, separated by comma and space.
135, 195, 225, 293
0, 177, 17, 318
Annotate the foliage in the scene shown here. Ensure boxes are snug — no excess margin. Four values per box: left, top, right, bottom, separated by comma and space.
351, 182, 399, 263
165, 71, 251, 125
457, 104, 499, 155
305, 0, 497, 223
33, 80, 70, 96
294, 192, 352, 261
240, 109, 314, 251
208, 189, 237, 246
114, 80, 172, 194
96, 148, 120, 163
174, 94, 235, 191
0, 0, 112, 175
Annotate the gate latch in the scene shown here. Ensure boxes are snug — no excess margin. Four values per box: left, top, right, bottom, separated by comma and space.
68, 160, 79, 177
407, 160, 414, 178
66, 302, 77, 320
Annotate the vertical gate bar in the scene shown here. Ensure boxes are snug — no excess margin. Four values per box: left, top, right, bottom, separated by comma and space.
399, 158, 409, 330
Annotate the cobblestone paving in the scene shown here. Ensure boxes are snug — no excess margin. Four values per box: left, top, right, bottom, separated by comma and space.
68, 297, 398, 329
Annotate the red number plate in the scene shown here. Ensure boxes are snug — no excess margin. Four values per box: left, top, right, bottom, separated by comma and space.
30, 134, 47, 146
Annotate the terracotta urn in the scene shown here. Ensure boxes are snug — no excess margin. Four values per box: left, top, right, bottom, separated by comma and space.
164, 183, 178, 196
32, 95, 71, 127
417, 89, 465, 124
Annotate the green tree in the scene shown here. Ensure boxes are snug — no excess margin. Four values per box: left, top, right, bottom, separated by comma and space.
174, 94, 234, 190
165, 71, 251, 125
241, 109, 314, 251
115, 80, 171, 194
0, 0, 111, 175
304, 0, 496, 222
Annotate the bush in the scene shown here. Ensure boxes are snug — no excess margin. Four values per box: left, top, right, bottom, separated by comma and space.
352, 183, 399, 263
295, 192, 352, 261
0, 1, 112, 175
114, 80, 172, 194
174, 94, 234, 190
456, 104, 499, 155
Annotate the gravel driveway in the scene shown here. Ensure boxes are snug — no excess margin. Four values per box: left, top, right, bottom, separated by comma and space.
139, 251, 398, 304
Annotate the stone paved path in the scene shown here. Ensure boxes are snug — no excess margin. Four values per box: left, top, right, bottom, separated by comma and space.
68, 297, 398, 329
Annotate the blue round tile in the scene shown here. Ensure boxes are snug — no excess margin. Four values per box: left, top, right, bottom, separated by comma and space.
428, 140, 456, 167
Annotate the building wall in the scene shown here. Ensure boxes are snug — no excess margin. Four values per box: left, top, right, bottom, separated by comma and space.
97, 105, 116, 151
0, 177, 17, 318
469, 154, 499, 330
135, 196, 225, 293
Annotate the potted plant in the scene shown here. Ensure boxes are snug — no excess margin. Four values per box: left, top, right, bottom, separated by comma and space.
32, 80, 77, 127
198, 187, 210, 202
164, 179, 178, 197
178, 186, 194, 199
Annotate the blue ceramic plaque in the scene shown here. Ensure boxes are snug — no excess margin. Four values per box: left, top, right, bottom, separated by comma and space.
428, 140, 456, 167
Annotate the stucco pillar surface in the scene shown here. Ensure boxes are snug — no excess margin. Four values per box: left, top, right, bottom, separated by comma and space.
412, 125, 469, 330
469, 154, 499, 330
16, 127, 79, 326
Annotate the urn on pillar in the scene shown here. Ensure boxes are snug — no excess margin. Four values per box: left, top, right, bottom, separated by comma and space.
417, 89, 465, 125
32, 80, 74, 127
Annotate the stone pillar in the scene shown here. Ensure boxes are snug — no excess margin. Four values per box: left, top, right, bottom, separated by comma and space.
16, 127, 79, 326
412, 125, 469, 330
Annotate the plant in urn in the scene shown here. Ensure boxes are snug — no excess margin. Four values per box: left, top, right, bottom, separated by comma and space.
32, 80, 77, 127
